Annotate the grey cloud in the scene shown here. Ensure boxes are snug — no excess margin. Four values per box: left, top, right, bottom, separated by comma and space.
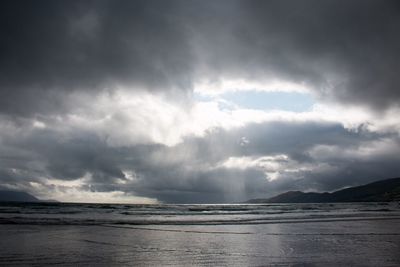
103, 121, 400, 202
289, 153, 400, 194
0, 0, 193, 116
191, 0, 400, 110
125, 166, 267, 203
30, 132, 126, 182
2, 118, 399, 203
129, 121, 399, 201
1, 0, 400, 117
1, 1, 400, 203
2, 127, 126, 183
172, 121, 381, 164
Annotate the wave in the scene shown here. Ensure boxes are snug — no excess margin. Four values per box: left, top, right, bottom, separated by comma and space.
1, 202, 399, 226
1, 213, 400, 226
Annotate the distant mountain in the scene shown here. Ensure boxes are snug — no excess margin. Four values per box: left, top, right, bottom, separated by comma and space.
0, 190, 40, 202
247, 177, 400, 203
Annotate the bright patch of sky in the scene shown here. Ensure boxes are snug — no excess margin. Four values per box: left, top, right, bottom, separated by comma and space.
195, 91, 315, 112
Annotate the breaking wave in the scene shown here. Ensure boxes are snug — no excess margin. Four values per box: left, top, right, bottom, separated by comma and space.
0, 202, 399, 226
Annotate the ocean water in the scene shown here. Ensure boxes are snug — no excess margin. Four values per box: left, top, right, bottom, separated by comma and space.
0, 202, 399, 226
1, 202, 400, 266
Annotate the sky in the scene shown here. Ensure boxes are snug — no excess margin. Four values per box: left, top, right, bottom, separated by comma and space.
0, 0, 400, 203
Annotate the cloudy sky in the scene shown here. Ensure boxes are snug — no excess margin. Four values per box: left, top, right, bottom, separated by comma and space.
0, 0, 400, 203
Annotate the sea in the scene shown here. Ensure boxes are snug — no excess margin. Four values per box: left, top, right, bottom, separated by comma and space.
1, 202, 400, 266
1, 201, 399, 225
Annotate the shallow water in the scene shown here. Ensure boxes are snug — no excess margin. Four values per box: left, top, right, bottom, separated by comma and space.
1, 202, 400, 266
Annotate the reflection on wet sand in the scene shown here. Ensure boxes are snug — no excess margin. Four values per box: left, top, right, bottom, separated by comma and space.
1, 219, 399, 266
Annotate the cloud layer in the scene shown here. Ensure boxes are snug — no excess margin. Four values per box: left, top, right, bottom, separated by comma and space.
1, 0, 400, 202
1, 0, 400, 114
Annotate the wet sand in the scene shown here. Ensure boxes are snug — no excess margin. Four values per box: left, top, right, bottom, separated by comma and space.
1, 219, 399, 266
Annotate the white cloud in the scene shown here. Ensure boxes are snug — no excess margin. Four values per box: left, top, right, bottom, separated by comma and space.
194, 78, 310, 96
218, 155, 321, 181
51, 188, 158, 204
309, 138, 400, 162
10, 86, 398, 151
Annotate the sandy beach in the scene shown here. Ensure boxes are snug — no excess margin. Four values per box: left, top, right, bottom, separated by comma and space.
1, 218, 399, 266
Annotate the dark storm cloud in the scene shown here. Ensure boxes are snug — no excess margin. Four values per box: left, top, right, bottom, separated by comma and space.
2, 117, 399, 203
167, 121, 383, 164
1, 0, 400, 116
17, 129, 126, 182
129, 121, 400, 202
123, 164, 268, 203
0, 0, 193, 115
190, 0, 400, 110
132, 123, 400, 202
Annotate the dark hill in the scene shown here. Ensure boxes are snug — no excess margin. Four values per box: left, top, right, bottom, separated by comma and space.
247, 177, 400, 203
0, 190, 40, 202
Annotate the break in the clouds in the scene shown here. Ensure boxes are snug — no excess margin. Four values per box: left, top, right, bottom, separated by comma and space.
0, 0, 400, 203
